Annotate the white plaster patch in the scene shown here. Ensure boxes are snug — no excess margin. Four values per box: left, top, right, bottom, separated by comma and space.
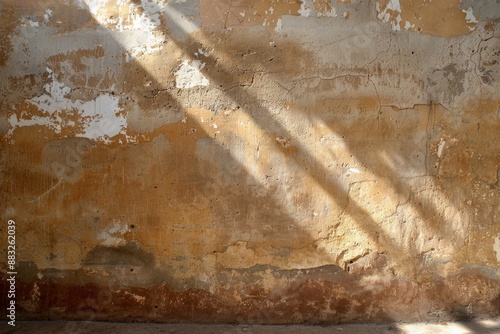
494, 236, 500, 262
83, 0, 166, 61
8, 113, 61, 135
348, 167, 361, 174
317, 7, 336, 18
123, 291, 146, 304
393, 14, 402, 31
8, 68, 128, 143
298, 0, 311, 17
175, 60, 209, 89
132, 0, 165, 30
80, 98, 127, 141
31, 68, 70, 115
463, 7, 478, 26
275, 18, 283, 34
404, 21, 415, 30
197, 48, 210, 57
376, 0, 403, 31
386, 0, 401, 13
98, 221, 129, 247
44, 9, 53, 23
20, 18, 41, 27
437, 139, 446, 158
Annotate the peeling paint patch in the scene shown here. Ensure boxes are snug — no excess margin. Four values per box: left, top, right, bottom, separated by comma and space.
199, 0, 301, 31
437, 139, 446, 158
376, 0, 401, 31
83, 0, 166, 61
44, 9, 53, 23
298, 0, 312, 17
8, 68, 128, 143
131, 0, 165, 30
313, 0, 336, 17
376, 0, 477, 36
460, 0, 500, 21
20, 17, 41, 27
175, 60, 209, 89
386, 0, 401, 12
196, 48, 210, 57
8, 113, 60, 136
275, 18, 283, 33
317, 8, 336, 17
462, 7, 478, 25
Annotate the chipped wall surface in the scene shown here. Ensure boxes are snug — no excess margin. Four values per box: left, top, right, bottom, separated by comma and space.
0, 0, 499, 324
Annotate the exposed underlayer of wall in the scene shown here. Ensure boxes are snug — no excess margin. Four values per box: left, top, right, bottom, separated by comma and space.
0, 0, 499, 325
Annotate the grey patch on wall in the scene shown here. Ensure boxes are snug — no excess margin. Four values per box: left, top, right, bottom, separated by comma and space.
165, 0, 201, 40
3, 25, 152, 98
460, 0, 500, 21
425, 64, 467, 106
476, 36, 500, 84
462, 264, 500, 280
82, 242, 155, 267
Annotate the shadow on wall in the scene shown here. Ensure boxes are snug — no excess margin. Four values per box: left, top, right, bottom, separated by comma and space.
154, 0, 499, 284
0, 0, 499, 327
155, 3, 500, 325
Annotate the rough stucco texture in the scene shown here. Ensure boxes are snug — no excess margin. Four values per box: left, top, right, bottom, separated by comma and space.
0, 0, 499, 325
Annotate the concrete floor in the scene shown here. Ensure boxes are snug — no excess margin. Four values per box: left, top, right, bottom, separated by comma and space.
2, 320, 500, 334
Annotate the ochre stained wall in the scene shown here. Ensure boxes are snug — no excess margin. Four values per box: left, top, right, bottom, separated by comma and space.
1, 0, 499, 324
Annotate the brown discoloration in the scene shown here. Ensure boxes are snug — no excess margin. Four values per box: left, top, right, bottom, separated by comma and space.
2, 266, 499, 323
377, 0, 476, 36
199, 0, 302, 30
169, 28, 314, 86
313, 0, 334, 16
48, 3, 97, 33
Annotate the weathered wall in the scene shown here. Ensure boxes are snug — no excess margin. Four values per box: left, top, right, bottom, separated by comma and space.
1, 0, 499, 325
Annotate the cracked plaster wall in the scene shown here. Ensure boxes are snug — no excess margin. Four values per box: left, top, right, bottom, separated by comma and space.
0, 0, 499, 324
